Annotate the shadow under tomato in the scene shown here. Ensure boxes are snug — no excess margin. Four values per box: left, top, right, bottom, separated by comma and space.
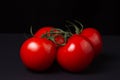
60, 52, 120, 74
26, 61, 63, 74
78, 53, 120, 74
26, 53, 120, 74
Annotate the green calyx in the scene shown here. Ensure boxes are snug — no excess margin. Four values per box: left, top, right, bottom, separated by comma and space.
41, 28, 72, 46
28, 20, 84, 46
74, 20, 84, 33
66, 20, 84, 34
30, 26, 34, 36
66, 20, 80, 34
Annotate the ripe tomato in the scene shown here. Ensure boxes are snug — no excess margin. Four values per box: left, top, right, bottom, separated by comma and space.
81, 28, 102, 56
34, 26, 64, 45
34, 26, 52, 37
57, 34, 95, 72
20, 37, 56, 71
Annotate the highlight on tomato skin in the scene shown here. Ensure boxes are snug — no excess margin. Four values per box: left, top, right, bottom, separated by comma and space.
57, 34, 95, 72
20, 37, 57, 71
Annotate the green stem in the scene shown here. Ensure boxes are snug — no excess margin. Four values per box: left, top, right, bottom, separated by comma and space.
48, 36, 56, 43
65, 24, 73, 36
41, 28, 72, 46
49, 32, 64, 34
74, 20, 84, 33
30, 26, 34, 36
66, 20, 80, 34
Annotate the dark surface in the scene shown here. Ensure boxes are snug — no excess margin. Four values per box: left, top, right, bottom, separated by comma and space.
0, 34, 120, 80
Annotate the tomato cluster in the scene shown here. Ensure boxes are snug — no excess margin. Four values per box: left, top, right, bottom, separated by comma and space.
20, 21, 102, 72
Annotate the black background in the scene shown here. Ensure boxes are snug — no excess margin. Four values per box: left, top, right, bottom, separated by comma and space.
0, 0, 118, 35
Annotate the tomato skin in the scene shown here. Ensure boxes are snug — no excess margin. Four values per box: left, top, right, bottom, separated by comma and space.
54, 35, 65, 45
34, 26, 53, 37
81, 28, 103, 56
34, 26, 64, 45
20, 37, 56, 71
57, 34, 95, 72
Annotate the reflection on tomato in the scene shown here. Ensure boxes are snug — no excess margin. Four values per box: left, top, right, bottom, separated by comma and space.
57, 34, 95, 72
20, 37, 56, 71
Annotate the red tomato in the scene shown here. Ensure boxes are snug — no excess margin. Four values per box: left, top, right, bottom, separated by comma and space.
54, 35, 65, 45
20, 37, 56, 71
34, 26, 64, 45
34, 26, 52, 37
57, 34, 95, 72
81, 28, 102, 56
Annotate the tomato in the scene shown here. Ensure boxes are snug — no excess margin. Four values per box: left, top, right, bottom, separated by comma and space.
34, 26, 65, 45
57, 34, 95, 72
81, 28, 102, 56
34, 26, 52, 37
54, 35, 65, 45
20, 37, 56, 71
